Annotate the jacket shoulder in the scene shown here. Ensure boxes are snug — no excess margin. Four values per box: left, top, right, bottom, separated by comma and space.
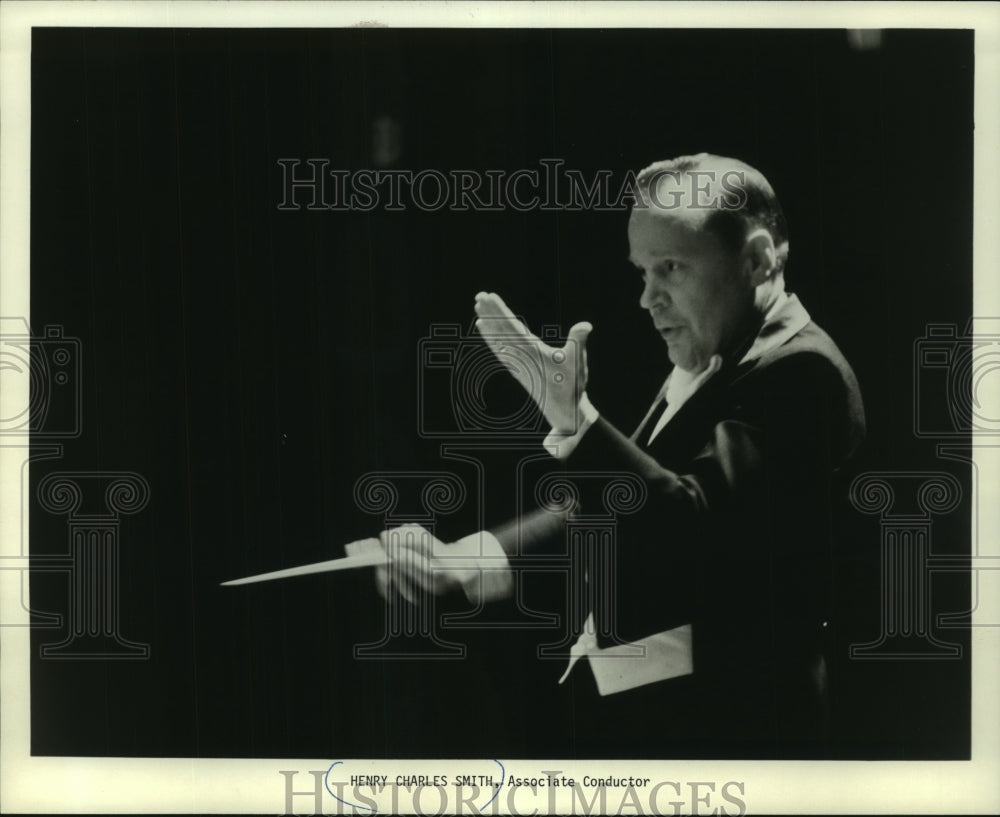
756, 321, 858, 386
745, 321, 867, 459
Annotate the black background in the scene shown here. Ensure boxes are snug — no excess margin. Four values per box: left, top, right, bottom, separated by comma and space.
29, 28, 972, 759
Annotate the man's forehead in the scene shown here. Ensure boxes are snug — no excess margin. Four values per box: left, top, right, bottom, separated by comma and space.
628, 205, 705, 238
627, 208, 711, 262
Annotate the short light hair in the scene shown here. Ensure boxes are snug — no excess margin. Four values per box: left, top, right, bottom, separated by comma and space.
635, 153, 790, 276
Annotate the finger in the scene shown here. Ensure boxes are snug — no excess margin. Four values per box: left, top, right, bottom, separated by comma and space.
567, 321, 594, 350
476, 319, 544, 375
475, 317, 536, 347
399, 524, 436, 555
345, 537, 382, 558
567, 320, 593, 377
473, 292, 538, 347
474, 292, 533, 338
375, 547, 424, 603
395, 571, 421, 604
474, 291, 515, 318
394, 545, 439, 603
374, 564, 389, 599
381, 524, 433, 556
392, 546, 437, 593
475, 322, 539, 364
375, 535, 432, 603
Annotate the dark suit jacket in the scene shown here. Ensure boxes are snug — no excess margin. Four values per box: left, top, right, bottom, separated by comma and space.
492, 299, 865, 756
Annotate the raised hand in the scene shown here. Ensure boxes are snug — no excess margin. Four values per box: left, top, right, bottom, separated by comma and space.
473, 291, 592, 434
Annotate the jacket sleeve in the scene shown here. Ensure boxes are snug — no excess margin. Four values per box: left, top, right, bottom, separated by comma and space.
489, 504, 568, 556
572, 352, 857, 521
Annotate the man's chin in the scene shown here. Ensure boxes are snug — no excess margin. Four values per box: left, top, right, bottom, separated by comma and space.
666, 345, 702, 374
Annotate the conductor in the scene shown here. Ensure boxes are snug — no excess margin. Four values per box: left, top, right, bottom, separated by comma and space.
356, 153, 866, 758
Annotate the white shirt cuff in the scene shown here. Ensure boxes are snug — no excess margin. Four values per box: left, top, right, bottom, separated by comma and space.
447, 530, 513, 604
543, 393, 600, 459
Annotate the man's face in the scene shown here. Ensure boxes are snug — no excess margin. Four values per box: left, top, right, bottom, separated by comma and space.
628, 207, 755, 373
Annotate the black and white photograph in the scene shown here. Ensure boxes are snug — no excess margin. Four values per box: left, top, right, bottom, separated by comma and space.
2, 2, 998, 814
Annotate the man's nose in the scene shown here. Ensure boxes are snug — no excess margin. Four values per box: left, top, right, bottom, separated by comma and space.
639, 277, 665, 310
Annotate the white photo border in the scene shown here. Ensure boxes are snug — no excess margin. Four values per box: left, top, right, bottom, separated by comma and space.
1, 1, 998, 814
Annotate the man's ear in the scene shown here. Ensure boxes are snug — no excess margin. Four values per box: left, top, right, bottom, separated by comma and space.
742, 229, 777, 286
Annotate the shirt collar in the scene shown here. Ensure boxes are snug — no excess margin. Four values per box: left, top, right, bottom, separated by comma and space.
664, 353, 721, 407
660, 291, 811, 399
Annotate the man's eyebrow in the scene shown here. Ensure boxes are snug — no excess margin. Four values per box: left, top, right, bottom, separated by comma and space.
638, 253, 685, 266
628, 249, 687, 268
